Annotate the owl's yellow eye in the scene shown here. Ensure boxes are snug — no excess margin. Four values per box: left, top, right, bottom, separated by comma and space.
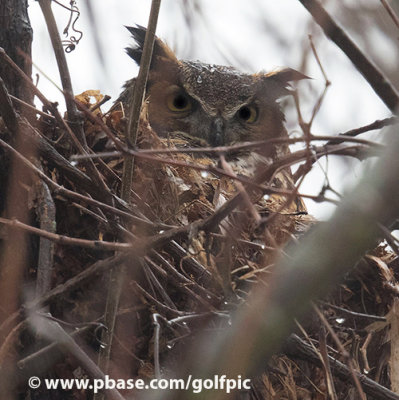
237, 105, 258, 123
166, 93, 192, 113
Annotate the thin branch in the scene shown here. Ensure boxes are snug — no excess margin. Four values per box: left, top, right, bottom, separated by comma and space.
38, 0, 82, 134
143, 263, 177, 310
313, 304, 366, 400
9, 46, 110, 195
0, 77, 17, 131
319, 301, 386, 322
219, 155, 261, 223
0, 253, 128, 339
292, 117, 397, 181
0, 49, 82, 151
98, 2, 162, 387
17, 324, 93, 385
33, 314, 125, 400
152, 314, 162, 378
380, 0, 399, 30
132, 282, 186, 317
298, 0, 399, 112
328, 117, 399, 144
71, 133, 384, 159
308, 34, 330, 85
35, 179, 56, 298
0, 138, 169, 231
148, 252, 218, 307
307, 34, 331, 128
0, 217, 134, 251
284, 334, 399, 400
318, 326, 338, 400
9, 93, 55, 120
71, 140, 380, 203
121, 0, 162, 200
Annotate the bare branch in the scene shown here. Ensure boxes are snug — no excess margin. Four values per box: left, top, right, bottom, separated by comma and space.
38, 0, 82, 133
298, 0, 399, 112
284, 334, 399, 400
121, 0, 162, 200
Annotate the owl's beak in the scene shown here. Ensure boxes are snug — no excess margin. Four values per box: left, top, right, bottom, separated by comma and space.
210, 117, 225, 147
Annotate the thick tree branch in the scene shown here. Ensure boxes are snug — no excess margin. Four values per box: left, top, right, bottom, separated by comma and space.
298, 0, 399, 112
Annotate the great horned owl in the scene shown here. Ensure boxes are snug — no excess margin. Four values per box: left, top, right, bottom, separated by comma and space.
115, 26, 307, 153
113, 26, 310, 296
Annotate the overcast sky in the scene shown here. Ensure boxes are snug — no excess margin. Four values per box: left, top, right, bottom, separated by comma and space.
27, 0, 395, 219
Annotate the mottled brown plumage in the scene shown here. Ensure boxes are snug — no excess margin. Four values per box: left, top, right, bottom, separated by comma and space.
114, 25, 307, 150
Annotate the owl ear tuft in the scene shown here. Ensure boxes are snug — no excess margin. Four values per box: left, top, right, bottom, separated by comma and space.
266, 68, 309, 83
125, 25, 178, 68
260, 68, 310, 98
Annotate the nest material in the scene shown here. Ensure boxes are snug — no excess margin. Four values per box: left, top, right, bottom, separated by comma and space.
2, 90, 398, 400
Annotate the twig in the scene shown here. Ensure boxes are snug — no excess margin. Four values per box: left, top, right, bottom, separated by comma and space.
219, 155, 261, 223
319, 301, 386, 322
360, 332, 372, 374
121, 0, 162, 200
71, 202, 108, 225
168, 312, 230, 326
38, 0, 82, 135
298, 0, 399, 112
35, 179, 56, 297
291, 143, 375, 182
152, 314, 162, 378
75, 98, 125, 152
144, 263, 177, 310
33, 314, 125, 400
70, 142, 377, 209
308, 34, 330, 85
258, 186, 306, 256
90, 94, 111, 112
72, 140, 380, 203
318, 326, 338, 400
0, 48, 82, 151
0, 217, 134, 251
0, 253, 128, 339
147, 253, 218, 309
327, 117, 399, 144
13, 45, 111, 196
0, 138, 169, 231
9, 93, 55, 120
17, 325, 93, 383
293, 117, 396, 181
0, 77, 17, 131
132, 282, 186, 317
165, 241, 215, 288
307, 34, 331, 128
284, 334, 399, 400
2, 49, 110, 201
380, 0, 399, 30
313, 304, 366, 400
72, 133, 383, 159
98, 2, 162, 385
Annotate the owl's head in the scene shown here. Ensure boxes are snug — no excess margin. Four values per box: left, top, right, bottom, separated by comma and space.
125, 25, 307, 147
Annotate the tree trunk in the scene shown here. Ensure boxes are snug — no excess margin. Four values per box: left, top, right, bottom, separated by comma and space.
0, 0, 33, 106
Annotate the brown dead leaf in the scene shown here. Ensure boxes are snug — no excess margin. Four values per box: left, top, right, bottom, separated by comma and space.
75, 90, 104, 114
